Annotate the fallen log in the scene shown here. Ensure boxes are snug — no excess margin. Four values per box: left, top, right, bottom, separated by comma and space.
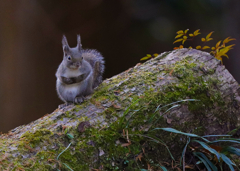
0, 48, 239, 170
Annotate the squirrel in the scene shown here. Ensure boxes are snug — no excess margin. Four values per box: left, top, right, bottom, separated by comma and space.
56, 35, 105, 106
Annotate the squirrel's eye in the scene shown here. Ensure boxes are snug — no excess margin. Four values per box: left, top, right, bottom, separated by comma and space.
67, 56, 72, 61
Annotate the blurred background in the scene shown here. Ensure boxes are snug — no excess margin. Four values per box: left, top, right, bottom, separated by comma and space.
0, 0, 239, 133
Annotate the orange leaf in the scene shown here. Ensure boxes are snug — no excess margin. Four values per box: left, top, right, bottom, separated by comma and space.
201, 38, 206, 42
153, 53, 159, 57
217, 45, 234, 57
177, 30, 184, 34
209, 145, 223, 152
174, 45, 184, 50
175, 34, 183, 39
189, 33, 194, 37
226, 44, 235, 48
206, 31, 214, 39
121, 142, 131, 147
216, 41, 222, 48
195, 33, 201, 36
147, 163, 151, 170
223, 37, 236, 44
193, 29, 200, 36
135, 153, 143, 161
188, 46, 192, 49
202, 46, 210, 50
210, 51, 214, 54
173, 39, 183, 44
140, 57, 150, 61
211, 47, 216, 50
215, 56, 223, 64
206, 38, 213, 41
222, 54, 229, 59
185, 165, 195, 169
196, 46, 201, 49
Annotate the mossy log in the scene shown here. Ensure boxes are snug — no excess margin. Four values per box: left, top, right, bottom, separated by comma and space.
0, 48, 240, 170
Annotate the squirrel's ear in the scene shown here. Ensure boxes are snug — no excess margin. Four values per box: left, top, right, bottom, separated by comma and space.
77, 34, 82, 51
62, 35, 69, 53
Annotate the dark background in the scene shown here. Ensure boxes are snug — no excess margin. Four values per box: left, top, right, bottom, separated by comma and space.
0, 0, 239, 133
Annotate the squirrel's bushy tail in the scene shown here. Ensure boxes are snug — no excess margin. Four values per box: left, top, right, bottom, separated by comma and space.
93, 56, 105, 88
82, 49, 105, 89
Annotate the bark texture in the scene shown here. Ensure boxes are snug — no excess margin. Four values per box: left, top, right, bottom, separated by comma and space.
0, 48, 240, 170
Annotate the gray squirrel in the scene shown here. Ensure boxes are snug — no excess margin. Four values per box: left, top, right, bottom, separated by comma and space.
56, 35, 105, 106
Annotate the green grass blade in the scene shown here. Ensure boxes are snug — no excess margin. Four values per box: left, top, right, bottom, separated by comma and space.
124, 99, 140, 115
151, 128, 199, 137
220, 153, 235, 171
125, 108, 142, 128
63, 163, 74, 171
202, 135, 231, 138
195, 152, 218, 171
160, 104, 180, 116
149, 105, 180, 126
160, 166, 168, 171
153, 164, 168, 171
193, 140, 220, 161
225, 146, 240, 156
149, 136, 175, 161
180, 137, 190, 166
119, 99, 140, 126
227, 125, 240, 135
193, 152, 212, 171
154, 99, 200, 113
57, 142, 72, 160
151, 127, 210, 142
210, 139, 240, 144
133, 134, 175, 161
149, 99, 199, 127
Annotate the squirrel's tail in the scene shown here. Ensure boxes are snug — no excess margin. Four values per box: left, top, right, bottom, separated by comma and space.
82, 49, 105, 89
93, 56, 105, 89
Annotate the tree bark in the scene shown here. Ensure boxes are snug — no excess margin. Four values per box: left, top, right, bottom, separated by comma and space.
0, 48, 240, 170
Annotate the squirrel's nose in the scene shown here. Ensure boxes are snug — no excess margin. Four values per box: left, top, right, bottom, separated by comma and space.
75, 62, 80, 68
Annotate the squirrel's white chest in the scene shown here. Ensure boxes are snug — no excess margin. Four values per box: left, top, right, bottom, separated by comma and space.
63, 69, 81, 77
64, 85, 79, 95
57, 79, 81, 102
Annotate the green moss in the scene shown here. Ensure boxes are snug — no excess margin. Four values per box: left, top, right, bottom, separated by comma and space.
1, 52, 234, 170
20, 129, 53, 148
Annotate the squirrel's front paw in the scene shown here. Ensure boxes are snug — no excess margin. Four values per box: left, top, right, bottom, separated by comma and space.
74, 96, 85, 104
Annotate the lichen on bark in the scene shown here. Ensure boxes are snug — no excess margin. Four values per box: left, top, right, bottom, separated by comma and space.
0, 49, 240, 170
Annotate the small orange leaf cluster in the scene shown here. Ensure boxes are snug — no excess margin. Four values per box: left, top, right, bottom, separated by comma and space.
210, 37, 235, 63
173, 29, 235, 64
174, 29, 200, 45
140, 53, 159, 61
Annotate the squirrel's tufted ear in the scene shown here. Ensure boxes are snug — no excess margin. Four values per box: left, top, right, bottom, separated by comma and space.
77, 34, 82, 51
62, 35, 70, 53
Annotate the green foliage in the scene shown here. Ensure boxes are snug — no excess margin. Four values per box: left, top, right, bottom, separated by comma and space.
150, 126, 240, 171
